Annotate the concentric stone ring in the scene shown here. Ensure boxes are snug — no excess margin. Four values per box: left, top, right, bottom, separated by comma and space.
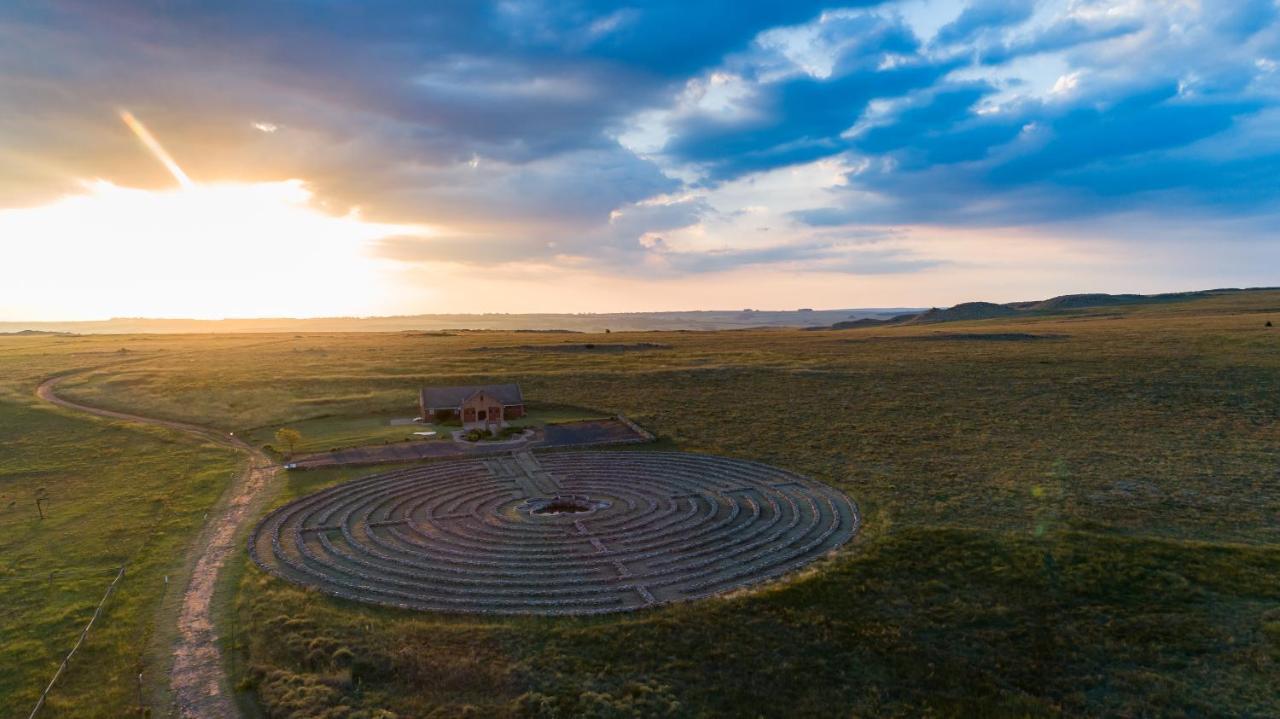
248, 451, 860, 615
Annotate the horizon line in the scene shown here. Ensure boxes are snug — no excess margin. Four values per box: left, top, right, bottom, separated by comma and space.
3, 285, 1277, 326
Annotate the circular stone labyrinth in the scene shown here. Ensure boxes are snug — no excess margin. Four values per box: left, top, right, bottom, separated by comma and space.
249, 451, 860, 615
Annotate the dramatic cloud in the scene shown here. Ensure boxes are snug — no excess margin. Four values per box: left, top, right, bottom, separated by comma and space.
934, 0, 1037, 46
2, 0, 1279, 317
782, 0, 1280, 229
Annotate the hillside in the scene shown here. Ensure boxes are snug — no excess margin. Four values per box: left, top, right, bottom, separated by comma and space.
822, 286, 1280, 329
901, 301, 1021, 324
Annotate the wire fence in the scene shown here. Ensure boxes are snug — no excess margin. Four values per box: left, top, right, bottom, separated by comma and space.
0, 565, 122, 582
27, 563, 127, 719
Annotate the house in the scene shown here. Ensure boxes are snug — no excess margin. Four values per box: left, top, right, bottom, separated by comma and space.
419, 383, 525, 430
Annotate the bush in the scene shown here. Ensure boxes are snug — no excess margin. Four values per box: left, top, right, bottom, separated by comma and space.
512, 681, 681, 718
1262, 619, 1280, 645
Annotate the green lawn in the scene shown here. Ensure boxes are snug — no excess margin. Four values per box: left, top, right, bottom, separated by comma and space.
242, 412, 439, 455
242, 404, 611, 456
508, 404, 611, 428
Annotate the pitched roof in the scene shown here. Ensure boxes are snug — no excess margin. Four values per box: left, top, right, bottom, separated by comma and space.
420, 383, 523, 409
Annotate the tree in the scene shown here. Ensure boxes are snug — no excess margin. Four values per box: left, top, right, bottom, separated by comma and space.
275, 427, 302, 457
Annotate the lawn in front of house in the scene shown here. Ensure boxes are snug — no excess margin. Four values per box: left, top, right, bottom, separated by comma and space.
245, 404, 610, 456
507, 403, 611, 428
242, 412, 441, 456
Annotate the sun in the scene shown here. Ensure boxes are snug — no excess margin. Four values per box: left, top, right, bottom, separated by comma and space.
0, 112, 427, 321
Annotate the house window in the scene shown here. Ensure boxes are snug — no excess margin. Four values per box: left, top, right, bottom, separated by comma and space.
477, 410, 487, 421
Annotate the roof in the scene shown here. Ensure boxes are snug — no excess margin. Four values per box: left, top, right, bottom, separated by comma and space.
420, 383, 523, 409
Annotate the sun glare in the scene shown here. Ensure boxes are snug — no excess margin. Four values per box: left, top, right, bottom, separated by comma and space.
0, 179, 418, 320
0, 112, 425, 321
119, 110, 194, 188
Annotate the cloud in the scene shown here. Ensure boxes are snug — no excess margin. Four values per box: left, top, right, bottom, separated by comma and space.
642, 237, 944, 275
373, 191, 710, 268
933, 0, 1037, 47
658, 11, 958, 181
783, 1, 1280, 231
976, 15, 1145, 65
3, 0, 1280, 289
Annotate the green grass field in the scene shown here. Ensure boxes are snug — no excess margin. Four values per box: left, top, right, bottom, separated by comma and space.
240, 405, 610, 457
0, 337, 241, 717
4, 290, 1279, 716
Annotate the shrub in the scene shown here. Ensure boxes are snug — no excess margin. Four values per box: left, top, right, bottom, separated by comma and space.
1263, 620, 1280, 645
332, 646, 355, 668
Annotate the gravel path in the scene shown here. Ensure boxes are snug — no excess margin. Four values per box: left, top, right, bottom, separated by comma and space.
36, 373, 273, 719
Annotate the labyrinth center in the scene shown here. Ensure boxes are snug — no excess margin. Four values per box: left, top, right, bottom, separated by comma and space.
249, 451, 860, 614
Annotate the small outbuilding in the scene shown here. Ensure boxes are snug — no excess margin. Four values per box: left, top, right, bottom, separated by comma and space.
419, 383, 525, 430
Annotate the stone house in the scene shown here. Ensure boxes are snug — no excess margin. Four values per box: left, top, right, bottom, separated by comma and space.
419, 383, 525, 430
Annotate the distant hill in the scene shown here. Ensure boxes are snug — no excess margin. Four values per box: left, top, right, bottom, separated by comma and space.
0, 308, 925, 335
819, 287, 1280, 330
0, 329, 74, 336
1008, 290, 1228, 312
1009, 293, 1148, 311
901, 302, 1021, 325
823, 313, 919, 330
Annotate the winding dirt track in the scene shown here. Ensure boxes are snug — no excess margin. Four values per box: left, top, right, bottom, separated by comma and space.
37, 373, 273, 719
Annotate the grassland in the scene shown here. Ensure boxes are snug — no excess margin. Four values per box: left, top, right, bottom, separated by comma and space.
5, 290, 1279, 717
0, 336, 245, 717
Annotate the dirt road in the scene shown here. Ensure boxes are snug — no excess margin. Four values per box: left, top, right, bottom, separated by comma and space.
36, 373, 275, 719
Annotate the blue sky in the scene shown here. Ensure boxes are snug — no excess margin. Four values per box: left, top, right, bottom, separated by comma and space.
1, 1, 1278, 318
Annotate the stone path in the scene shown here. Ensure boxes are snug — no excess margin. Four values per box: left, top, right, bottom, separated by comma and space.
249, 451, 860, 615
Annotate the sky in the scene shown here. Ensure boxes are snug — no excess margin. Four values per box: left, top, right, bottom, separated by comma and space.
1, 0, 1279, 320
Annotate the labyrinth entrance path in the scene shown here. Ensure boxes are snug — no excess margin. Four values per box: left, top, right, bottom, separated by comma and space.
250, 451, 860, 614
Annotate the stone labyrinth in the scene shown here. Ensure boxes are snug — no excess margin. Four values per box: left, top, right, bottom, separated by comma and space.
249, 451, 860, 614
